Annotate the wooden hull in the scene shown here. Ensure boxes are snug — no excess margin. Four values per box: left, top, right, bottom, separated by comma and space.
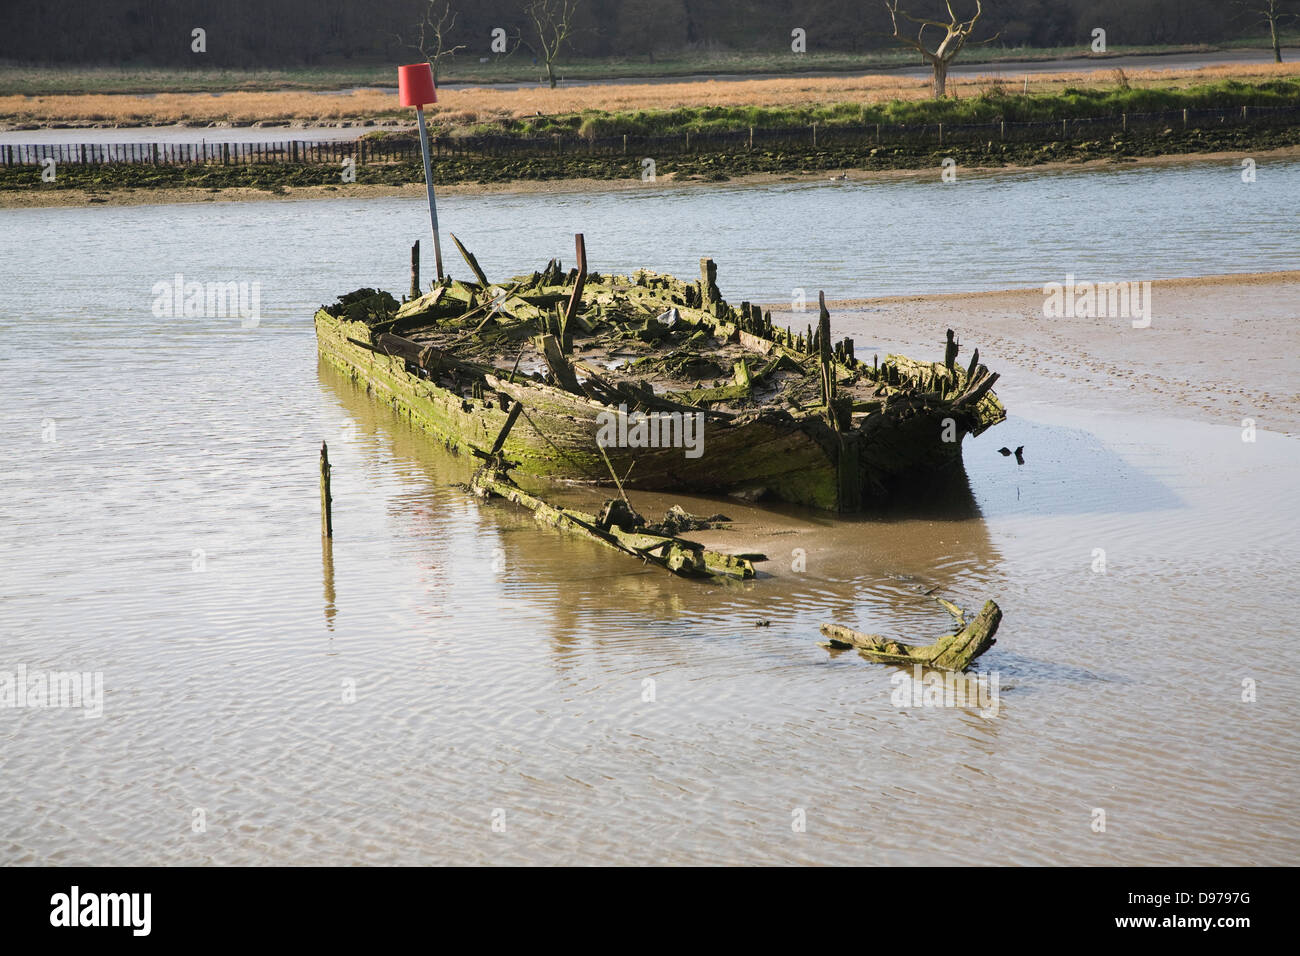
315, 307, 999, 512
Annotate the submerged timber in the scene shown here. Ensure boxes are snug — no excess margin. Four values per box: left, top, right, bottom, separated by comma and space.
821, 599, 1002, 672
313, 238, 1005, 512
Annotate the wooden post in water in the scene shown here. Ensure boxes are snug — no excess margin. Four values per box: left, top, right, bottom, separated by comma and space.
410, 240, 420, 299
320, 441, 333, 538
818, 291, 835, 425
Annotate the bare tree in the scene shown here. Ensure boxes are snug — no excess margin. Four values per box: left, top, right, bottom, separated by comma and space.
1235, 0, 1296, 62
522, 0, 581, 89
400, 0, 467, 84
882, 1, 998, 98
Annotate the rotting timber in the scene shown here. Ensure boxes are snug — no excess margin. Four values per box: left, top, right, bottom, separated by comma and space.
313, 235, 1005, 513
821, 599, 1002, 672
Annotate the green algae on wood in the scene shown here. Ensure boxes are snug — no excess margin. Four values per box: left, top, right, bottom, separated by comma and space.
470, 467, 756, 580
819, 599, 1002, 672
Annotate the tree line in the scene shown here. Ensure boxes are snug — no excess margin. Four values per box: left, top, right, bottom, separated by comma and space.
0, 0, 1280, 68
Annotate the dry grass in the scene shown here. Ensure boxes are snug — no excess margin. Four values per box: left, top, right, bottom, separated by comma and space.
4, 62, 1299, 128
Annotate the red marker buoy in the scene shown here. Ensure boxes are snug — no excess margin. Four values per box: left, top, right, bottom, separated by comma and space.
398, 62, 444, 282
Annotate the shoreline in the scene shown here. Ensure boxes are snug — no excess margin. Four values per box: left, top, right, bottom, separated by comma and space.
3, 143, 1297, 210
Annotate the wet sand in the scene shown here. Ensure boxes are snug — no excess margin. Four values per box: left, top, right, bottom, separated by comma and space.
4, 145, 1298, 209
816, 270, 1300, 436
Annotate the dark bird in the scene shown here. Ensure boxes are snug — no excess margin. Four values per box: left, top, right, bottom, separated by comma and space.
998, 446, 1026, 465
997, 446, 1011, 456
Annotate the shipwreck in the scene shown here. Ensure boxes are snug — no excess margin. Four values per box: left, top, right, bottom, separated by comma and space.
313, 234, 1005, 514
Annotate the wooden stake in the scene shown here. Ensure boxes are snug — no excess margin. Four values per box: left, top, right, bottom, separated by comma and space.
818, 291, 836, 427
320, 441, 333, 538
563, 233, 587, 336
410, 240, 420, 300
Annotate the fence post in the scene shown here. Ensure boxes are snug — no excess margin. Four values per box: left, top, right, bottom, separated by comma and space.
1242, 105, 1248, 120
1122, 112, 1127, 133
1062, 118, 1066, 139
623, 133, 627, 154
938, 122, 943, 146
999, 119, 1004, 140
1183, 108, 1188, 129
876, 122, 880, 144
812, 122, 817, 147
749, 126, 753, 149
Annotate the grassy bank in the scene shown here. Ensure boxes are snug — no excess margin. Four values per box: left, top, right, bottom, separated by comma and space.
5, 120, 1294, 196
394, 76, 1300, 139
6, 41, 1287, 95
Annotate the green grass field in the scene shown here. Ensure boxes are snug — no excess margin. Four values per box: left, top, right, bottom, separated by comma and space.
349, 76, 1300, 140
4, 37, 1296, 96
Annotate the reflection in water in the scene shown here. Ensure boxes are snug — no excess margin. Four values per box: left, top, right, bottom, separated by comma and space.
315, 357, 1008, 668
321, 535, 336, 630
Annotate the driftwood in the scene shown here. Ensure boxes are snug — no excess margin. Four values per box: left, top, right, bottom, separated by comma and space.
820, 599, 1001, 671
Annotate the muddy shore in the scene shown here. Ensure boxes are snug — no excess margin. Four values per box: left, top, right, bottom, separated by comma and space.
3, 143, 1297, 209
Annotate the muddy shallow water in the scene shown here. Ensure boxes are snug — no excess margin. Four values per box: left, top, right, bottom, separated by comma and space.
2, 168, 1297, 865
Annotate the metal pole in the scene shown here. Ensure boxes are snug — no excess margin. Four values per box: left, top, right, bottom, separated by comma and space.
415, 105, 444, 280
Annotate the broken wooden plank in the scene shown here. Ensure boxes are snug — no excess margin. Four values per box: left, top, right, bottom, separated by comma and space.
536, 332, 582, 392
395, 284, 447, 320
563, 233, 587, 330
819, 600, 1001, 671
470, 468, 755, 580
450, 233, 490, 287
348, 332, 492, 378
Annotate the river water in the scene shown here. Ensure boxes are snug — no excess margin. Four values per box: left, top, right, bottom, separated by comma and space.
2, 158, 1297, 864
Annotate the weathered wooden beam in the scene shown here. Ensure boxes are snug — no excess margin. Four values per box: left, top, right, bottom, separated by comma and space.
563, 233, 587, 331
470, 469, 755, 580
409, 240, 420, 300
819, 600, 1001, 671
320, 441, 333, 538
818, 291, 836, 424
450, 232, 490, 287
353, 331, 492, 378
536, 332, 582, 393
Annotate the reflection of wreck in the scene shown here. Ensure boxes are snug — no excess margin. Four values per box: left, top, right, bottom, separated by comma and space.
313, 236, 1005, 513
